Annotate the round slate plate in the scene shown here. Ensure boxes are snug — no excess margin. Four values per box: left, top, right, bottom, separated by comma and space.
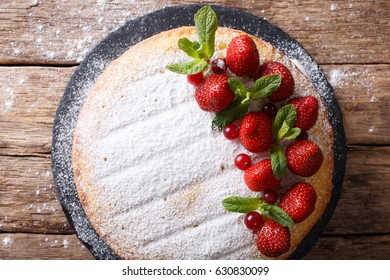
52, 4, 346, 260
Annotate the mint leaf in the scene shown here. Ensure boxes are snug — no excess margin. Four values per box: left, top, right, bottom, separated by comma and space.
273, 104, 297, 137
166, 59, 208, 75
212, 98, 249, 130
228, 77, 247, 98
283, 127, 301, 140
261, 204, 294, 227
270, 143, 287, 179
277, 121, 291, 141
222, 196, 262, 213
250, 75, 282, 100
178, 38, 200, 59
167, 6, 217, 75
222, 195, 295, 227
194, 6, 218, 59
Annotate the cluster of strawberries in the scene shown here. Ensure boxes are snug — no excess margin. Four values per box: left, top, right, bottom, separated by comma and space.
186, 34, 324, 258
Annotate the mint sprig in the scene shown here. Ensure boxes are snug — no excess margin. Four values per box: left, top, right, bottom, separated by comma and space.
212, 75, 282, 130
270, 104, 301, 179
222, 196, 294, 227
212, 98, 249, 130
166, 6, 218, 74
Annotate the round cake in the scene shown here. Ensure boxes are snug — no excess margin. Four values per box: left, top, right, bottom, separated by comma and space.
72, 8, 334, 260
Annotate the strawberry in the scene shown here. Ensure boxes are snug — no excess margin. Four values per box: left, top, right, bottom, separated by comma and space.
244, 159, 281, 192
195, 73, 235, 112
239, 112, 273, 153
288, 96, 319, 131
256, 220, 290, 258
280, 182, 317, 223
226, 35, 260, 77
257, 61, 294, 102
286, 140, 324, 177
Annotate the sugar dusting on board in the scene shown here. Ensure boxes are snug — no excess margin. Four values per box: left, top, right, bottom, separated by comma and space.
0, 87, 15, 114
2, 236, 14, 248
19, 1, 169, 63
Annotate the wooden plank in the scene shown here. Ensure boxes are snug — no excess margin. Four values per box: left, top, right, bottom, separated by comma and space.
0, 1, 389, 65
0, 155, 73, 234
266, 1, 390, 65
322, 64, 390, 145
0, 233, 94, 259
304, 234, 390, 260
0, 66, 74, 155
325, 146, 390, 235
0, 232, 388, 259
1, 147, 390, 235
0, 64, 389, 157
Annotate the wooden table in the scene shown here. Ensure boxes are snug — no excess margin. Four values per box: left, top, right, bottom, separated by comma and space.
0, 0, 389, 260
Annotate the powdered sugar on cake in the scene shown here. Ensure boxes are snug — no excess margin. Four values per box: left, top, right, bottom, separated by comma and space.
73, 27, 334, 259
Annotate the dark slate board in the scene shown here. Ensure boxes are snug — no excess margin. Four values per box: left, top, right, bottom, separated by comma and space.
51, 4, 347, 260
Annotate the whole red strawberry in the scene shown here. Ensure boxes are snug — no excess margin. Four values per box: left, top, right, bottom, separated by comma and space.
286, 140, 324, 177
195, 74, 235, 112
256, 220, 290, 258
226, 35, 259, 77
239, 112, 273, 153
288, 96, 319, 131
280, 182, 317, 223
257, 61, 294, 102
244, 159, 281, 192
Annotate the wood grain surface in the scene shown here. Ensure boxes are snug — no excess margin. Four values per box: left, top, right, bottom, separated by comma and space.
0, 0, 389, 260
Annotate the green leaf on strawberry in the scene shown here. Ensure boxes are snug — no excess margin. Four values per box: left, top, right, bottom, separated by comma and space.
270, 144, 287, 179
260, 203, 294, 227
166, 6, 218, 74
212, 75, 282, 130
272, 104, 297, 137
250, 75, 282, 100
222, 196, 294, 227
270, 104, 301, 179
276, 121, 291, 142
227, 77, 247, 99
282, 127, 301, 140
212, 98, 249, 130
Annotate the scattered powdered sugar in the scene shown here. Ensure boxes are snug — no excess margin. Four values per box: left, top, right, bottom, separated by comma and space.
30, 0, 40, 6
2, 236, 14, 248
18, 1, 167, 63
328, 67, 378, 104
329, 69, 343, 87
328, 69, 359, 88
291, 59, 310, 78
62, 238, 69, 249
0, 87, 15, 114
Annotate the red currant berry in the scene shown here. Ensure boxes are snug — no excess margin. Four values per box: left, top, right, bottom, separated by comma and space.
234, 153, 252, 170
244, 211, 264, 231
296, 130, 309, 141
261, 102, 277, 119
211, 58, 227, 74
187, 72, 204, 86
263, 189, 278, 204
223, 124, 239, 140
